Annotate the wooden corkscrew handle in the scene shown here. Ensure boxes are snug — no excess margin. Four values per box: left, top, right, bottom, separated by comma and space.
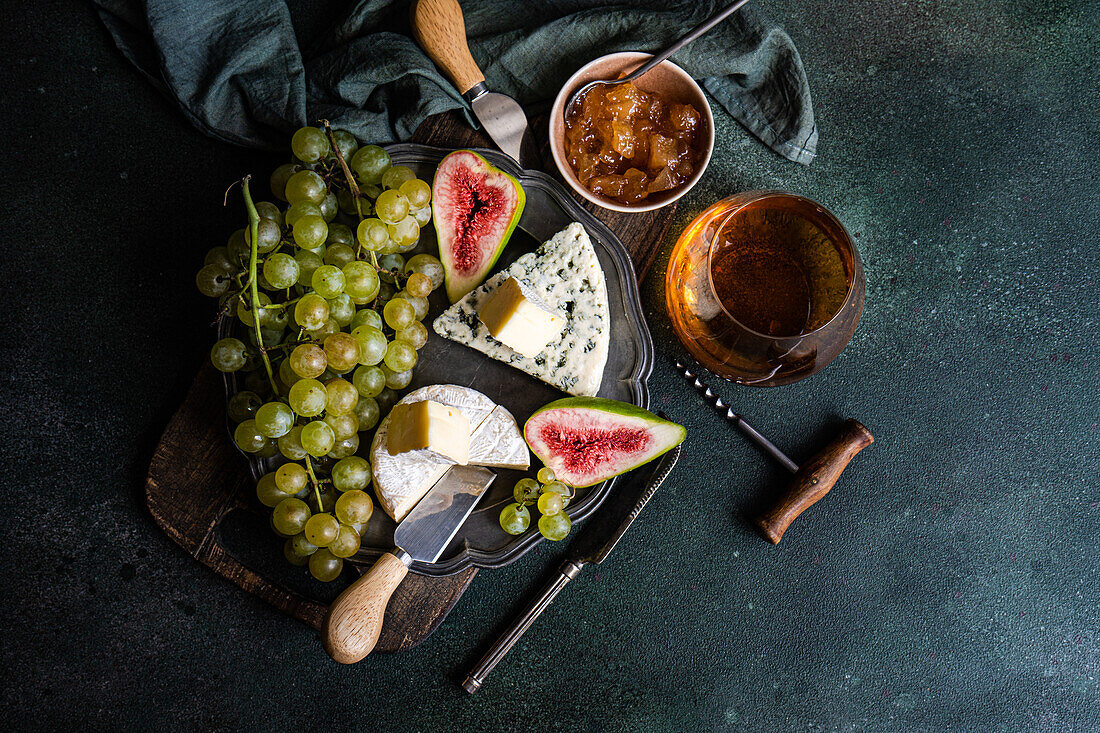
411, 0, 485, 96
322, 551, 409, 664
756, 419, 873, 544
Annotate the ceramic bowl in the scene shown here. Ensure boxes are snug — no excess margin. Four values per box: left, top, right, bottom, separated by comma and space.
549, 51, 715, 213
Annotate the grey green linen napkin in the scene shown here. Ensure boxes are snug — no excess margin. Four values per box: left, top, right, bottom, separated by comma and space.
94, 0, 817, 165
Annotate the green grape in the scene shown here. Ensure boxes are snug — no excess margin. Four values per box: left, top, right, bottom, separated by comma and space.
377, 239, 402, 255
404, 254, 445, 290
384, 340, 417, 372
236, 291, 272, 328
278, 358, 300, 390
273, 497, 311, 535
351, 325, 387, 365
537, 492, 563, 516
323, 243, 356, 268
288, 378, 327, 417
324, 377, 359, 415
329, 129, 358, 162
211, 337, 248, 372
301, 420, 336, 457
195, 263, 231, 298
287, 532, 318, 559
294, 293, 330, 331
278, 425, 308, 460
396, 322, 428, 350
513, 478, 540, 506
351, 308, 383, 331
324, 411, 359, 441
343, 261, 380, 304
328, 524, 362, 558
352, 365, 386, 397
285, 169, 327, 205
399, 178, 432, 208
285, 201, 322, 228
376, 388, 399, 414
538, 512, 572, 541
251, 327, 285, 351
324, 334, 361, 374
350, 145, 391, 185
291, 126, 330, 163
327, 294, 356, 328
293, 214, 328, 249
309, 548, 343, 581
283, 539, 308, 566
411, 205, 432, 227
255, 401, 295, 438
333, 462, 373, 495
329, 434, 360, 460
383, 298, 415, 330
374, 190, 409, 224
377, 280, 397, 303
542, 480, 570, 497
500, 504, 531, 535
387, 216, 420, 250
378, 253, 405, 281
275, 463, 309, 494
311, 265, 345, 299
270, 515, 292, 538
326, 222, 355, 247
205, 245, 236, 271
254, 201, 284, 226
393, 291, 429, 321
356, 218, 390, 252
337, 188, 371, 217
304, 512, 340, 547
256, 472, 290, 507
405, 272, 432, 298
256, 438, 280, 458
289, 343, 326, 379
233, 419, 265, 453
270, 163, 301, 202
320, 191, 338, 222
227, 228, 250, 265
361, 184, 383, 201
246, 218, 282, 254
381, 165, 415, 191
227, 391, 262, 422
537, 467, 557, 484
294, 250, 323, 286
262, 253, 299, 290
353, 395, 381, 430
306, 317, 340, 344
382, 364, 413, 390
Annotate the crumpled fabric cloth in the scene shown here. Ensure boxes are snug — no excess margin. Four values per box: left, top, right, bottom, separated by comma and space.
94, 0, 817, 164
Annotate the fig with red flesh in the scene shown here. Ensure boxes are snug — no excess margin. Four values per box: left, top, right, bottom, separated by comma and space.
432, 150, 525, 303
524, 398, 686, 488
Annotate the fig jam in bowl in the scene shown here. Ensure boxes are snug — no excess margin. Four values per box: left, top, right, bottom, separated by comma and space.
549, 52, 714, 213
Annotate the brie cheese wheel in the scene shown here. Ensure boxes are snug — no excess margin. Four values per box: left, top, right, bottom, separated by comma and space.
433, 223, 610, 397
371, 385, 527, 521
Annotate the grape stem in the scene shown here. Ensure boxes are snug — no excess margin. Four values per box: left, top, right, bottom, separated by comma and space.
241, 176, 280, 397
305, 455, 323, 511
319, 119, 380, 270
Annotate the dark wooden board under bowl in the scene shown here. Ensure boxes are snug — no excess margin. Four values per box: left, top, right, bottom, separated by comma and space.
144, 111, 679, 652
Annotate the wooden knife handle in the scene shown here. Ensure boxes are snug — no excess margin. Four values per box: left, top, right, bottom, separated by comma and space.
411, 0, 485, 95
756, 419, 873, 544
322, 551, 409, 664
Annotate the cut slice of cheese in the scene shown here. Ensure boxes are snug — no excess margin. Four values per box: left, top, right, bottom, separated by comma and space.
433, 223, 610, 397
371, 385, 526, 522
387, 400, 470, 465
477, 277, 562, 358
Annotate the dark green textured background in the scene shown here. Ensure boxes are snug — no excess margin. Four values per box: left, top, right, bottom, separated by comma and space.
2, 1, 1096, 730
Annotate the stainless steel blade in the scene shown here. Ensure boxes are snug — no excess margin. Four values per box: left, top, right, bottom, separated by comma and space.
568, 443, 682, 566
470, 91, 536, 168
394, 465, 495, 564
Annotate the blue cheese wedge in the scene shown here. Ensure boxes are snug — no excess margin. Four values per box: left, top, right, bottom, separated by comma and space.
371, 385, 527, 521
432, 223, 610, 397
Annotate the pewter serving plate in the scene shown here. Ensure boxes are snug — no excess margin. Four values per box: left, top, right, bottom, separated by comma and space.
224, 144, 653, 576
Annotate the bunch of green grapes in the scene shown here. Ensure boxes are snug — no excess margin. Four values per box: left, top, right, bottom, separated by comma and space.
197, 124, 446, 581
499, 467, 574, 541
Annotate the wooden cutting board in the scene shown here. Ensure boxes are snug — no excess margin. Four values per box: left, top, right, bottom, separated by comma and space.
145, 111, 677, 652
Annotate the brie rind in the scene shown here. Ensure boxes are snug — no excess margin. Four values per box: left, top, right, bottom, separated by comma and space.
468, 405, 529, 469
432, 223, 610, 397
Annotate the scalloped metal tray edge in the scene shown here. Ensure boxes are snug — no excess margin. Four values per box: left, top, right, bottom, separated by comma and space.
224, 143, 654, 577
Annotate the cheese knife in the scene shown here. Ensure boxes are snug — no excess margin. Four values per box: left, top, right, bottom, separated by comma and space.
411, 0, 540, 168
323, 465, 495, 664
462, 440, 681, 693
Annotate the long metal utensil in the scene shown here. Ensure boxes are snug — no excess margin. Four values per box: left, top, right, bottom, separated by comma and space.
675, 360, 873, 543
462, 442, 682, 693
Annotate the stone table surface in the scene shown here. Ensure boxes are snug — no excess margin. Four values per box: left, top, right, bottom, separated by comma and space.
2, 1, 1096, 730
